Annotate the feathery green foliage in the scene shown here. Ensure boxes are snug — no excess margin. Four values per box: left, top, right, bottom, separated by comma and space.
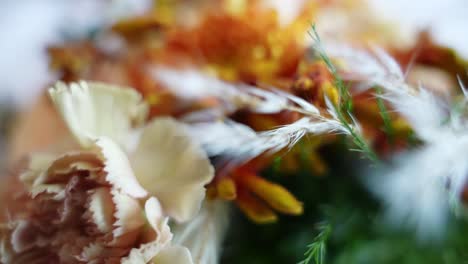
308, 25, 378, 162
221, 144, 468, 264
374, 86, 395, 144
298, 221, 332, 264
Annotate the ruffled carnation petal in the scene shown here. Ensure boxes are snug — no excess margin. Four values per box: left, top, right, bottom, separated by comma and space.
144, 197, 172, 243
96, 137, 148, 198
130, 117, 214, 222
151, 246, 193, 264
48, 81, 148, 150
19, 153, 57, 185
111, 189, 145, 244
121, 198, 173, 264
22, 151, 102, 188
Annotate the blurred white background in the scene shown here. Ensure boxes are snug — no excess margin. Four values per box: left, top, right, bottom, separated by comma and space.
369, 0, 468, 58
0, 0, 466, 108
0, 0, 152, 107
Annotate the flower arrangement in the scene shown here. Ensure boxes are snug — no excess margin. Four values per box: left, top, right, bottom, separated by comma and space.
1, 0, 468, 263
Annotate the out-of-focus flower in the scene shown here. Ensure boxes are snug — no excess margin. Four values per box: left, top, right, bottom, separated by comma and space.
392, 32, 468, 92
1, 82, 213, 263
314, 0, 410, 48
46, 0, 317, 90
233, 166, 304, 223
327, 43, 468, 239
204, 158, 304, 224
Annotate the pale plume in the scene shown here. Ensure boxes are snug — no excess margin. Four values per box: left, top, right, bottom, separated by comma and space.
155, 68, 353, 163
153, 67, 320, 115
327, 44, 468, 238
188, 117, 348, 164
324, 43, 449, 143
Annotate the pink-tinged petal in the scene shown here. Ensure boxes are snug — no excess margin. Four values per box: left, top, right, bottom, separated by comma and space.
79, 242, 104, 262
111, 189, 145, 244
0, 229, 14, 264
26, 152, 103, 200
152, 246, 193, 264
78, 242, 130, 262
29, 151, 103, 187
11, 220, 37, 253
130, 118, 214, 222
48, 81, 148, 149
7, 249, 57, 264
87, 187, 115, 234
96, 137, 148, 198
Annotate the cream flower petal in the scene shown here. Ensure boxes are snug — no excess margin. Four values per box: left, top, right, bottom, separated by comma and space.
26, 152, 104, 198
144, 197, 172, 243
96, 137, 148, 198
78, 242, 130, 262
44, 152, 103, 176
121, 198, 173, 264
48, 81, 148, 149
19, 152, 57, 185
130, 117, 214, 223
29, 184, 65, 199
173, 201, 229, 264
111, 189, 145, 242
151, 246, 193, 264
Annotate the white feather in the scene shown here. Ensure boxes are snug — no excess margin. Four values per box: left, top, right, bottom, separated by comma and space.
188, 117, 348, 164
457, 76, 468, 98
328, 44, 468, 238
324, 44, 405, 93
153, 68, 355, 163
152, 67, 320, 115
366, 134, 468, 239
324, 44, 451, 142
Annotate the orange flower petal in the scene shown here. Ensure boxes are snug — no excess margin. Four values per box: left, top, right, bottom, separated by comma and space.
236, 191, 277, 224
240, 172, 303, 215
217, 177, 237, 200
112, 15, 163, 38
